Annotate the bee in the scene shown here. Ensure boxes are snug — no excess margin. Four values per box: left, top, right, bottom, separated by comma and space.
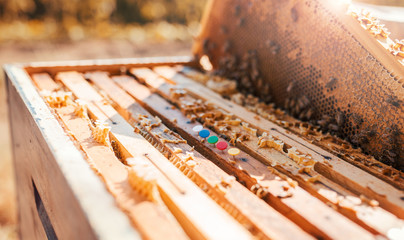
203, 38, 210, 53
352, 114, 363, 125
328, 124, 339, 132
298, 111, 306, 120
266, 40, 280, 55
325, 77, 338, 89
386, 96, 401, 108
289, 99, 296, 109
305, 108, 314, 120
223, 40, 231, 53
284, 98, 291, 109
317, 118, 329, 127
207, 41, 217, 51
234, 5, 241, 16
237, 18, 245, 27
300, 95, 310, 107
336, 112, 345, 126
287, 81, 295, 93
297, 96, 308, 109
291, 7, 298, 22
220, 25, 228, 35
271, 44, 280, 55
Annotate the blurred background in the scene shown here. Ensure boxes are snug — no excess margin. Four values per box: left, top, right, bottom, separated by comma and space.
0, 0, 402, 239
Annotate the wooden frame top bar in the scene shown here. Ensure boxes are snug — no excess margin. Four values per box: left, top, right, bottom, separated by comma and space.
20, 56, 196, 75
4, 63, 141, 240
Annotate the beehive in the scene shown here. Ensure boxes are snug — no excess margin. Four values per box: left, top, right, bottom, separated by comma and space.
193, 0, 404, 169
5, 0, 404, 239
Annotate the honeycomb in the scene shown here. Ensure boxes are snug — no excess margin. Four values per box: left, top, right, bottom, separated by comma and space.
193, 0, 404, 169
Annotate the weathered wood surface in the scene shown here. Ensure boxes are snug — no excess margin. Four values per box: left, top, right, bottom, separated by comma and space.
179, 66, 404, 192
130, 66, 404, 236
6, 56, 404, 239
87, 71, 315, 240
5, 64, 140, 240
124, 70, 380, 239
31, 73, 189, 240
23, 56, 195, 76
56, 71, 253, 240
150, 66, 404, 219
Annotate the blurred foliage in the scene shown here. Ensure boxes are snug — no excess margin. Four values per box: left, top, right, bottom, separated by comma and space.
0, 0, 207, 42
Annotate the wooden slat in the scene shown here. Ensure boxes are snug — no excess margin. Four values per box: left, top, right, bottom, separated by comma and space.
151, 66, 404, 219
6, 65, 140, 240
55, 71, 253, 240
55, 106, 189, 240
86, 71, 315, 240
31, 73, 60, 92
23, 56, 196, 76
117, 72, 378, 240
32, 73, 189, 240
130, 66, 404, 236
180, 66, 404, 192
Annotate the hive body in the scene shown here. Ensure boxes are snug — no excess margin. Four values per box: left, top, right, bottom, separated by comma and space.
4, 1, 404, 239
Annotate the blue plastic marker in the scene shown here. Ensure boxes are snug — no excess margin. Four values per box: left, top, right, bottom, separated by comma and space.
199, 129, 210, 139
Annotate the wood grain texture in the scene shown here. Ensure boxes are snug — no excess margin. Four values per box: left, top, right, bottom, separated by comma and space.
31, 73, 189, 240
87, 71, 314, 240
6, 53, 404, 239
130, 66, 404, 236
23, 56, 195, 76
152, 66, 404, 220
179, 66, 404, 192
5, 64, 140, 240
56, 71, 253, 240
126, 70, 380, 240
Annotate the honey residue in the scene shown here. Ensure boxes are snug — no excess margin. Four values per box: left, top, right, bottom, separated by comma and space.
127, 157, 159, 202
41, 90, 73, 108
92, 120, 112, 148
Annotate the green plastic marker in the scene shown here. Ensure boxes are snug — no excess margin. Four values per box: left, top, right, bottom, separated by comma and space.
207, 135, 219, 144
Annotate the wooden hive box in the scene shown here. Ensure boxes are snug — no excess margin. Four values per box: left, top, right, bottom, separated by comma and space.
4, 1, 404, 239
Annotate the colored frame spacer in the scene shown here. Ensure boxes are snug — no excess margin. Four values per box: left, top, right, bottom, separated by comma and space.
216, 141, 228, 150
207, 136, 219, 144
199, 129, 210, 138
